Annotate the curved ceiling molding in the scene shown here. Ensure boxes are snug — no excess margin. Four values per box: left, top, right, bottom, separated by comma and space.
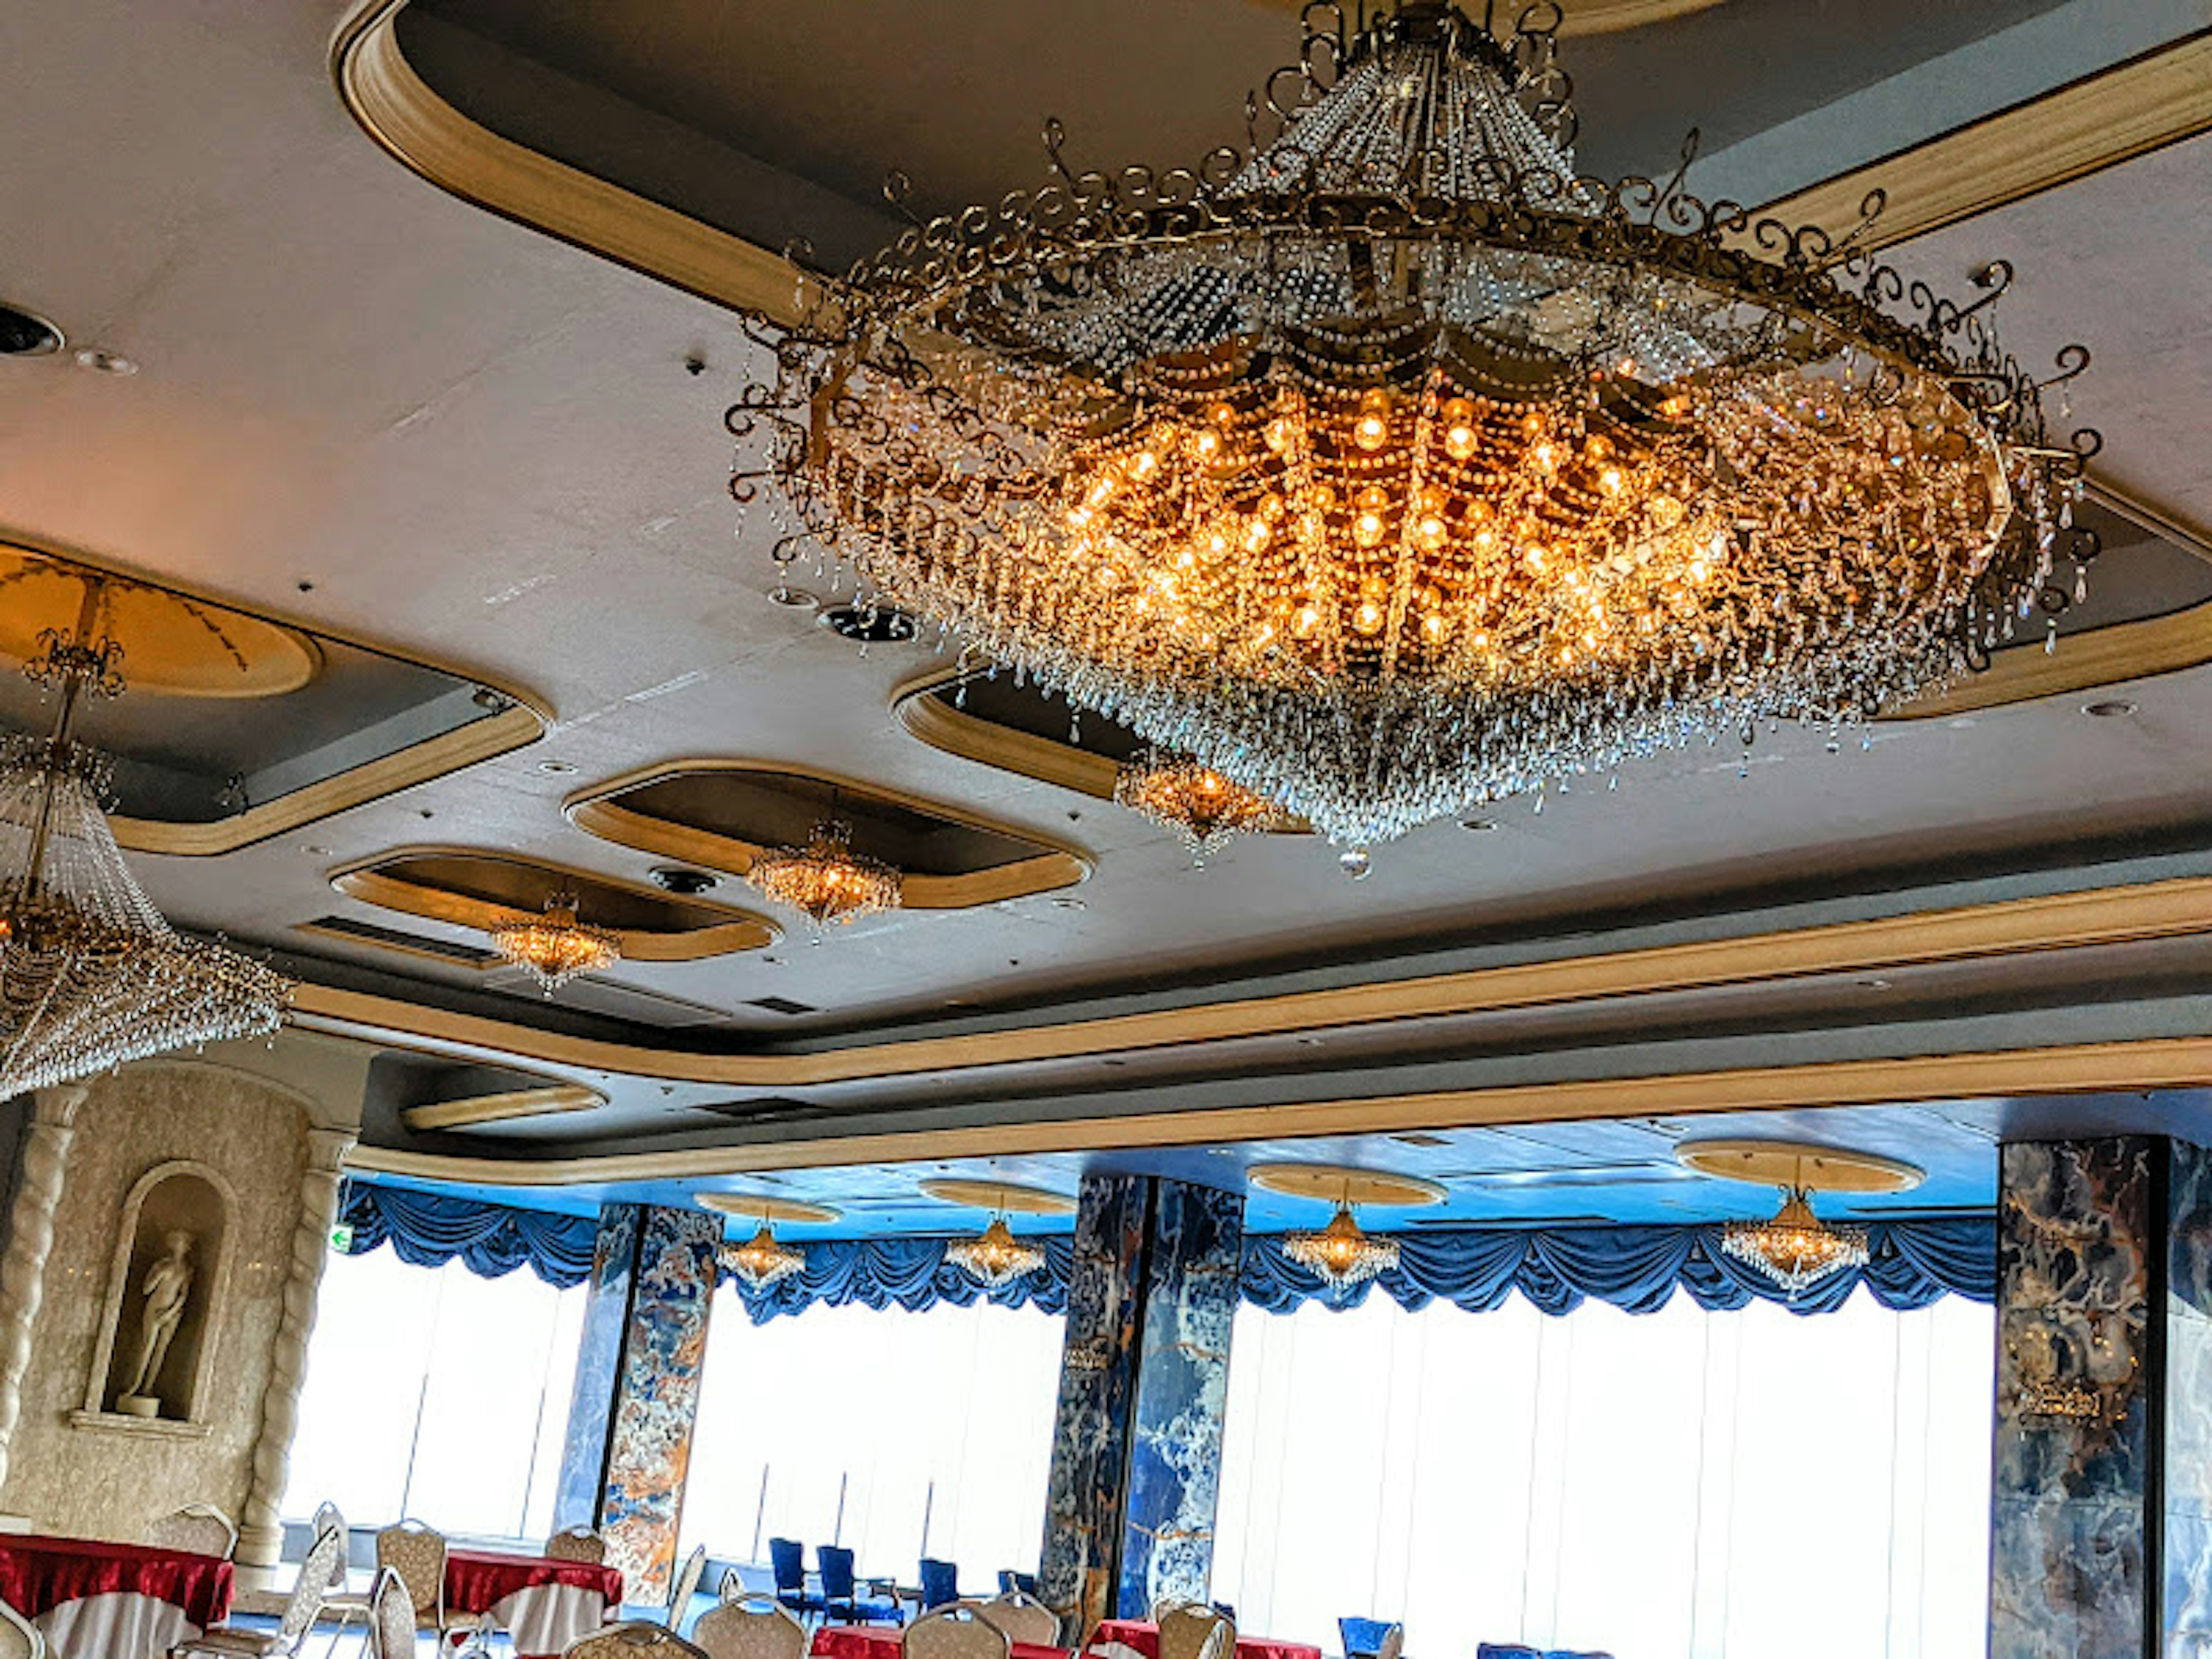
331, 845, 779, 961
1256, 0, 1730, 32
0, 532, 548, 856
566, 760, 1091, 909
329, 0, 817, 326
402, 1081, 607, 1132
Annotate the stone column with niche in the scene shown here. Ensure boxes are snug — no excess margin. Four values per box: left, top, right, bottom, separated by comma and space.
1039, 1174, 1243, 1634
1991, 1135, 2212, 1657
0, 1086, 86, 1524
553, 1202, 722, 1604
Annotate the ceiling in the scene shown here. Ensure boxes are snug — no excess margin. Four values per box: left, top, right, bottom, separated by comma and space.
6, 0, 2212, 1196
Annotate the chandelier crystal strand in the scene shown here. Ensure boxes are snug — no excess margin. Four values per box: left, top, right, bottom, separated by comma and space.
1115, 749, 1280, 862
1720, 1185, 1870, 1296
745, 819, 903, 930
1, 599, 289, 1097
1284, 1203, 1401, 1289
946, 1214, 1046, 1287
725, 1224, 808, 1290
488, 892, 622, 993
732, 0, 2097, 846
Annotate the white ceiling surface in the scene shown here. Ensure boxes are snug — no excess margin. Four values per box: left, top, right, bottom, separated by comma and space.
1, 5, 2211, 1042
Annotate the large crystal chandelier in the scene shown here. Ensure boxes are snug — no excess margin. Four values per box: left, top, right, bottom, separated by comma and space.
1721, 1186, 1870, 1295
488, 892, 621, 993
2, 606, 289, 1098
733, 1, 2096, 845
745, 819, 903, 929
1285, 1204, 1401, 1289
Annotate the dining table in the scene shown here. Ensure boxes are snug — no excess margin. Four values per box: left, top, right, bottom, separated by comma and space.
0, 1532, 233, 1659
445, 1546, 625, 1658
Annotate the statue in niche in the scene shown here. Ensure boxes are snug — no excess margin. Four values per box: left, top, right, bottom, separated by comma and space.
117, 1230, 194, 1416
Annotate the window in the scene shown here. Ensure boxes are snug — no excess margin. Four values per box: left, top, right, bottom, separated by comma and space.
283, 1247, 585, 1541
681, 1294, 1065, 1582
1212, 1290, 1992, 1659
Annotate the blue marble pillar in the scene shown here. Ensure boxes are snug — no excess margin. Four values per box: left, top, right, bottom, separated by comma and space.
552, 1203, 721, 1604
2162, 1140, 2212, 1650
1037, 1175, 1242, 1634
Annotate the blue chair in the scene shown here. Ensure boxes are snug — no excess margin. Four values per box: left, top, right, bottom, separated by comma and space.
919, 1559, 963, 1612
1476, 1647, 1613, 1659
819, 1545, 901, 1624
1342, 1619, 1392, 1658
997, 1571, 1040, 1597
770, 1538, 825, 1618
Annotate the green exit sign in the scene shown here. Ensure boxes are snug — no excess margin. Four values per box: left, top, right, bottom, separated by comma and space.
329, 1222, 355, 1253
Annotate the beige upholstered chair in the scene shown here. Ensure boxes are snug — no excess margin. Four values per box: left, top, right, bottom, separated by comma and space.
0, 1597, 44, 1659
692, 1596, 806, 1659
564, 1623, 710, 1658
150, 1503, 240, 1560
904, 1605, 1011, 1659
977, 1593, 1058, 1647
1373, 1626, 1403, 1659
168, 1521, 344, 1657
664, 1544, 710, 1627
1155, 1604, 1233, 1659
547, 1528, 609, 1566
376, 1519, 452, 1634
366, 1569, 417, 1659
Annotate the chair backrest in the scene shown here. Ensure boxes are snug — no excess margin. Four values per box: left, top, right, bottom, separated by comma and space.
817, 1544, 857, 1600
1475, 1649, 1610, 1659
369, 1567, 418, 1659
1374, 1627, 1403, 1659
918, 1559, 961, 1611
376, 1519, 449, 1626
996, 1572, 1039, 1598
670, 1544, 710, 1620
977, 1592, 1058, 1647
547, 1528, 608, 1565
311, 1503, 353, 1587
0, 1596, 44, 1659
1157, 1603, 1234, 1659
693, 1597, 808, 1659
565, 1622, 711, 1658
904, 1605, 1010, 1659
767, 1539, 805, 1594
279, 1522, 349, 1648
150, 1501, 239, 1559
1339, 1620, 1388, 1659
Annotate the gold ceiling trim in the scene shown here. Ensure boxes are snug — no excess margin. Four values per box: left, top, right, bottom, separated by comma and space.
1675, 1138, 1925, 1193
346, 1034, 2212, 1188
329, 845, 780, 961
918, 1177, 1078, 1214
292, 872, 2212, 1092
698, 1192, 842, 1224
0, 529, 551, 857
1256, 0, 1730, 35
329, 0, 817, 327
565, 759, 1093, 910
403, 1083, 606, 1132
1247, 1163, 1447, 1207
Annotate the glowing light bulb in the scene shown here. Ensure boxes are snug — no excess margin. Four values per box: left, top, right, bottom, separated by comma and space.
1354, 414, 1388, 450
1445, 425, 1477, 461
1354, 601, 1385, 635
1354, 511, 1387, 547
1415, 515, 1447, 550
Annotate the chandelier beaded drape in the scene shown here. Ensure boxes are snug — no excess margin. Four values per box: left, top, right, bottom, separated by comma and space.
732, 0, 2096, 846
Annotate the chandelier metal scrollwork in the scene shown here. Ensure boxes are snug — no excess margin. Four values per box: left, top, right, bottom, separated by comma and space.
2, 587, 290, 1099
730, 0, 2098, 846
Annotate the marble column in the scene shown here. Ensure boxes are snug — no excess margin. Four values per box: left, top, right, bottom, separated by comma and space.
1991, 1135, 2212, 1657
554, 1203, 721, 1604
0, 1086, 84, 1506
238, 1127, 355, 1566
1039, 1175, 1243, 1634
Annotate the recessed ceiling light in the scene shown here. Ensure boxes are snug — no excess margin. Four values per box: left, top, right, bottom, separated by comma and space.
73, 347, 137, 376
768, 585, 820, 611
301, 844, 332, 858
2082, 699, 2138, 719
1050, 895, 1086, 911
536, 760, 579, 775
650, 866, 720, 895
1459, 816, 1499, 833
0, 302, 62, 357
818, 603, 918, 644
1862, 976, 1893, 991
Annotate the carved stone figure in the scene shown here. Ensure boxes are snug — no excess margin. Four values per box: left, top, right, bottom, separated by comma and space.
119, 1229, 194, 1410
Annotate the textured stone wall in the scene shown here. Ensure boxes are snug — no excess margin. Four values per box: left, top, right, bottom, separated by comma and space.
2162, 1139, 2212, 1650
0, 1063, 310, 1538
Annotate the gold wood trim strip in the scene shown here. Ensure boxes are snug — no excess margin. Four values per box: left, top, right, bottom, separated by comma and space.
346, 1035, 2212, 1185
1763, 32, 2212, 247
403, 1084, 605, 1132
292, 873, 2212, 1089
892, 673, 1123, 801
330, 0, 817, 326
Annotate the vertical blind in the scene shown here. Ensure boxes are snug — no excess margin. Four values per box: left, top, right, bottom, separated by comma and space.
1212, 1291, 1992, 1659
681, 1291, 1065, 1581
283, 1247, 585, 1541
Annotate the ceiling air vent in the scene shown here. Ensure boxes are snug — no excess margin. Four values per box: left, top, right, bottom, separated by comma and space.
0, 302, 62, 357
298, 915, 500, 966
745, 995, 818, 1017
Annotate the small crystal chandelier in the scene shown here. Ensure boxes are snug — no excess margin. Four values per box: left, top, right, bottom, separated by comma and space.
2, 597, 289, 1098
1115, 749, 1279, 862
1285, 1203, 1400, 1289
746, 819, 903, 929
488, 892, 620, 993
1721, 1187, 1870, 1295
948, 1214, 1046, 1288
734, 0, 2096, 846
725, 1224, 808, 1290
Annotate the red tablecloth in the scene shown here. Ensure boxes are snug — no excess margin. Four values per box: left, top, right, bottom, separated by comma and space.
445, 1548, 625, 1614
1094, 1619, 1324, 1659
816, 1625, 1067, 1659
0, 1534, 233, 1628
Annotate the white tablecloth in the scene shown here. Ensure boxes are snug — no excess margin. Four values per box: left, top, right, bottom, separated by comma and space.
490, 1581, 608, 1658
35, 1589, 198, 1659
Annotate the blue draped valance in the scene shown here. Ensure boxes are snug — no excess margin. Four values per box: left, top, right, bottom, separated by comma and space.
336, 1182, 1993, 1316
728, 1237, 1077, 1324
1241, 1218, 1995, 1316
336, 1181, 599, 1288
